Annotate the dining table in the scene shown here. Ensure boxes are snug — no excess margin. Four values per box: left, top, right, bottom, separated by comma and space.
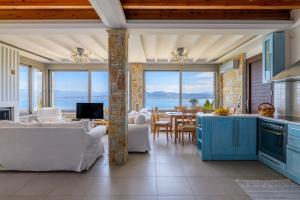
165, 111, 197, 143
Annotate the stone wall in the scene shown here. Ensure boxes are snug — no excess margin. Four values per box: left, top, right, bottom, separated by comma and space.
219, 54, 246, 113
130, 64, 144, 111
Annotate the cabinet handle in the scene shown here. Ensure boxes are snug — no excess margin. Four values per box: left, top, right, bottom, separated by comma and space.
237, 121, 239, 147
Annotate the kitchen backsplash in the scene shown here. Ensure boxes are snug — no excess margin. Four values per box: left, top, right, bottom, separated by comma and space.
273, 81, 300, 117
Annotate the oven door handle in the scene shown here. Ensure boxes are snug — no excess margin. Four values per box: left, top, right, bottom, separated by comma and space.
261, 127, 283, 136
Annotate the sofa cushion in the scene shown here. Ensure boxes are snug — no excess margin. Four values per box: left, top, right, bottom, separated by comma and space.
134, 114, 147, 124
37, 107, 63, 123
41, 120, 91, 132
0, 120, 41, 128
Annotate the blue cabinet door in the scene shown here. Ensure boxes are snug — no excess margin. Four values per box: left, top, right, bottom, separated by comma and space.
262, 32, 285, 83
287, 147, 300, 184
262, 34, 273, 83
211, 117, 235, 156
236, 118, 257, 156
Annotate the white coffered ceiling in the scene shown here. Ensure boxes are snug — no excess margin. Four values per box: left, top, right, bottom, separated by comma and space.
0, 21, 288, 64
0, 31, 263, 64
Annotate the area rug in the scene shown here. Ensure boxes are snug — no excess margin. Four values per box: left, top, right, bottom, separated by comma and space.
236, 180, 300, 200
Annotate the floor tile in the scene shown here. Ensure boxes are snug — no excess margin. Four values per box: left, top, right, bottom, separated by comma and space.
187, 177, 247, 195
194, 194, 251, 200
85, 196, 157, 200
0, 174, 34, 196
157, 177, 193, 195
158, 196, 195, 200
45, 195, 85, 200
8, 196, 45, 200
156, 164, 184, 177
87, 177, 157, 196
14, 175, 62, 196
99, 163, 156, 177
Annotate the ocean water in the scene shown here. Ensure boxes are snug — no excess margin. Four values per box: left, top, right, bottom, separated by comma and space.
19, 91, 213, 111
145, 98, 213, 110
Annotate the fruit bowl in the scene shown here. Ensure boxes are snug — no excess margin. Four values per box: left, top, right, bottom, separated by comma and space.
214, 107, 229, 116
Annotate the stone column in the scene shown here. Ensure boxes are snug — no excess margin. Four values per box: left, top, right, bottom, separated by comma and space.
131, 64, 143, 111
107, 29, 128, 165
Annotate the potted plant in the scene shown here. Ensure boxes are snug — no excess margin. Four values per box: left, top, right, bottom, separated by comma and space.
189, 98, 198, 108
202, 100, 214, 113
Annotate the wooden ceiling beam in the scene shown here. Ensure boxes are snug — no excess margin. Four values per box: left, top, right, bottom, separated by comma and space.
0, 9, 99, 20
124, 9, 291, 20
121, 0, 300, 10
0, 0, 92, 9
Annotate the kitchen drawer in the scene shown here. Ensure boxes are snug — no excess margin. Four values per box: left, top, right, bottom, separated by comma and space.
287, 146, 300, 184
288, 124, 300, 137
288, 124, 300, 149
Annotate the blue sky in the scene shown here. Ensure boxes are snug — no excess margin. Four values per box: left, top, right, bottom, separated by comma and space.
19, 66, 29, 90
145, 71, 214, 94
52, 71, 108, 93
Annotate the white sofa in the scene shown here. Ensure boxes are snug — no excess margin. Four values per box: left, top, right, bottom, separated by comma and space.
128, 124, 150, 152
128, 110, 151, 152
0, 122, 106, 172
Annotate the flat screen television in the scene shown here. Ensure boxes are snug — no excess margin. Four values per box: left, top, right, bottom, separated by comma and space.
76, 103, 104, 119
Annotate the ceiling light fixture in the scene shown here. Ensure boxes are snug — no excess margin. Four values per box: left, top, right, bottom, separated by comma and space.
171, 47, 189, 64
71, 47, 90, 64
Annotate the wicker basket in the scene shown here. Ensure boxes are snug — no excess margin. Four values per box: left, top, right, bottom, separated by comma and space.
257, 103, 275, 117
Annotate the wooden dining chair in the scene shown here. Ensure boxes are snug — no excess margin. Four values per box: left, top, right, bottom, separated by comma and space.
177, 110, 197, 146
151, 108, 171, 141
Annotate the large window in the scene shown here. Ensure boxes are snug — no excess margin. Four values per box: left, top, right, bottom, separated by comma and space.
144, 71, 215, 110
19, 65, 30, 114
51, 71, 109, 112
91, 71, 109, 107
182, 72, 215, 106
51, 71, 89, 112
19, 65, 43, 115
32, 69, 43, 111
145, 71, 180, 110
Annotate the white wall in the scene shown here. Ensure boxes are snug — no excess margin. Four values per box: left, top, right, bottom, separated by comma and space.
0, 43, 20, 120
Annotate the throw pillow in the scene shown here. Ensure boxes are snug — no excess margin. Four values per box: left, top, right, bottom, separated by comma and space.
134, 114, 147, 124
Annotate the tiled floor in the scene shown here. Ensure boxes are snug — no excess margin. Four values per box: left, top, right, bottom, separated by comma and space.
0, 133, 284, 200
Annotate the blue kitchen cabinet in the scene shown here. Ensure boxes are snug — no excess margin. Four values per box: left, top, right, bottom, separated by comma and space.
287, 147, 300, 184
211, 117, 236, 156
198, 116, 257, 160
262, 32, 285, 83
236, 118, 257, 157
287, 124, 300, 184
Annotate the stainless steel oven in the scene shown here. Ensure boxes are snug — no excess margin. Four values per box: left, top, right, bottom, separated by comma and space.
258, 119, 287, 163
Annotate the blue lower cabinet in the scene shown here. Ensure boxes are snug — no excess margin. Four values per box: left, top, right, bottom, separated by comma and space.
236, 118, 257, 159
211, 117, 236, 157
198, 116, 257, 160
287, 146, 300, 184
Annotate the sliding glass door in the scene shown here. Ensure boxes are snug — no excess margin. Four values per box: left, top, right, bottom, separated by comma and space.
51, 71, 89, 112
144, 71, 180, 110
19, 65, 30, 114
51, 71, 109, 112
144, 71, 215, 110
182, 72, 215, 106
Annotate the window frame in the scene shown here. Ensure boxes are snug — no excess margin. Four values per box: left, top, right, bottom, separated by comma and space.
49, 69, 109, 112
19, 64, 44, 116
143, 70, 217, 111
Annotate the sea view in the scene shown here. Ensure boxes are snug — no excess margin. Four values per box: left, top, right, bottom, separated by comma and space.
20, 90, 214, 111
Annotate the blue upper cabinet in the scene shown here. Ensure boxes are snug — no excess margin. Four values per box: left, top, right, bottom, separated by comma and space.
262, 32, 285, 83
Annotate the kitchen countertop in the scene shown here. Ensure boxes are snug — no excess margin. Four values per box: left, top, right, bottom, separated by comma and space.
197, 113, 300, 126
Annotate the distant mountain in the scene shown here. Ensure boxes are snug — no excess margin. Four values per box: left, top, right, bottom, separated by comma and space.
146, 91, 213, 99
